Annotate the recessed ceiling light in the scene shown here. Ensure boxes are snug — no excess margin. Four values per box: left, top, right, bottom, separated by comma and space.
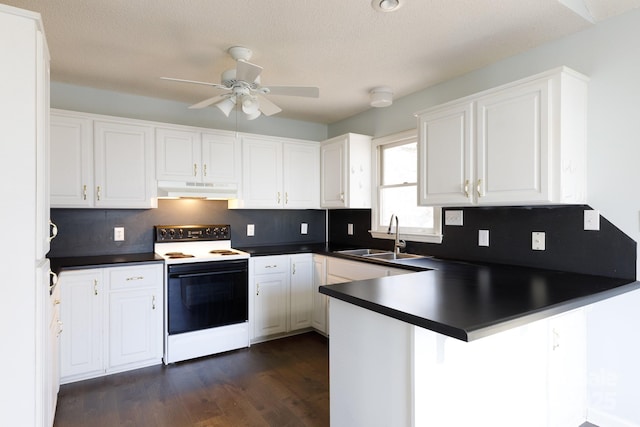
371, 0, 402, 12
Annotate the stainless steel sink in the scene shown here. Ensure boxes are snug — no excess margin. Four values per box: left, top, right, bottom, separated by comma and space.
335, 248, 425, 261
363, 252, 424, 260
336, 248, 391, 256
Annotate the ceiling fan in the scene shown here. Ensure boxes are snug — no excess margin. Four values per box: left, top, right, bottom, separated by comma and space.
161, 46, 319, 120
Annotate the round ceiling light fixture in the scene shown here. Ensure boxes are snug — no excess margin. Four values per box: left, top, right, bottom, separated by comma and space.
370, 86, 393, 107
371, 0, 402, 12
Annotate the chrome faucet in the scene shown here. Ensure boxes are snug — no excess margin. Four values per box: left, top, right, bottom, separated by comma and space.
387, 214, 406, 254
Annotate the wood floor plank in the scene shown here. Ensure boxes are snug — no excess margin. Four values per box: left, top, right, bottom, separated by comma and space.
54, 332, 329, 427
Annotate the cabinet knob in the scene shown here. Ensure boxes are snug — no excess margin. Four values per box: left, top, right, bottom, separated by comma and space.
463, 180, 470, 198
476, 179, 483, 198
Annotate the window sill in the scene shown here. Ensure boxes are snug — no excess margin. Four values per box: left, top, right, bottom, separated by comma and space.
369, 230, 443, 244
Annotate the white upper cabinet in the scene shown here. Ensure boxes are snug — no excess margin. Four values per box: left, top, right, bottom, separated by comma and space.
94, 120, 155, 208
50, 113, 93, 207
232, 135, 319, 209
155, 126, 239, 184
320, 133, 372, 208
417, 67, 588, 207
50, 110, 157, 209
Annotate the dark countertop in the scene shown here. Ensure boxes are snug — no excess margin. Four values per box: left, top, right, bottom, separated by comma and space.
319, 257, 640, 342
50, 253, 164, 274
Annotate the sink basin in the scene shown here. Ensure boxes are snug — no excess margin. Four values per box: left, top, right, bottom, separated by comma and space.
363, 252, 424, 260
336, 248, 390, 256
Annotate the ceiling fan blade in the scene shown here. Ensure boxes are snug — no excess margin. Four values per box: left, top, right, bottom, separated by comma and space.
257, 95, 282, 116
188, 94, 229, 109
265, 86, 319, 98
235, 60, 263, 83
161, 77, 228, 90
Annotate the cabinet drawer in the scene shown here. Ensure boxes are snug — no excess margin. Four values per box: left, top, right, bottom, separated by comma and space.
108, 265, 161, 291
253, 256, 288, 274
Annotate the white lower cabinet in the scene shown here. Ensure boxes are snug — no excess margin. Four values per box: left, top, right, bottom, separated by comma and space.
60, 264, 163, 384
311, 255, 328, 334
251, 254, 315, 341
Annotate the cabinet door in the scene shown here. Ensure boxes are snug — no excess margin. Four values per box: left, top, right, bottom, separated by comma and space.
108, 289, 161, 370
241, 136, 283, 208
201, 131, 240, 184
47, 281, 61, 427
290, 254, 314, 331
156, 127, 202, 181
60, 270, 103, 382
283, 142, 320, 208
475, 79, 550, 204
312, 255, 328, 334
35, 31, 50, 259
94, 120, 155, 208
50, 113, 93, 207
253, 272, 288, 338
417, 102, 473, 206
320, 137, 346, 208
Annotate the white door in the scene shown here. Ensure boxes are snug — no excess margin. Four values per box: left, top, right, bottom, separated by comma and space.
475, 79, 550, 204
253, 273, 288, 338
201, 131, 240, 184
50, 114, 93, 207
108, 289, 161, 370
155, 127, 202, 181
283, 142, 320, 208
94, 120, 155, 208
241, 136, 283, 208
60, 270, 103, 381
417, 101, 473, 206
320, 137, 346, 207
289, 254, 314, 330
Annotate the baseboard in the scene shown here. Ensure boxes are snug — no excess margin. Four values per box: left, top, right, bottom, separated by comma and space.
588, 408, 640, 427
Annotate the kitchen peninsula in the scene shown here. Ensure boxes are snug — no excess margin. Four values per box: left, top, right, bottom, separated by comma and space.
320, 256, 639, 426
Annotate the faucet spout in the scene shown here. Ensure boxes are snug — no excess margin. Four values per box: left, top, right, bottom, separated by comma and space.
387, 214, 406, 254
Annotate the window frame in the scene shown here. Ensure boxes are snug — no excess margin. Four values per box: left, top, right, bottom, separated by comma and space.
370, 129, 443, 244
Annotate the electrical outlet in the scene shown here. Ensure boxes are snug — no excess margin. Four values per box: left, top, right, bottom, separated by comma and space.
301, 223, 308, 234
532, 232, 546, 250
347, 223, 354, 235
584, 210, 600, 231
114, 227, 125, 241
247, 224, 255, 236
478, 230, 489, 247
445, 210, 464, 226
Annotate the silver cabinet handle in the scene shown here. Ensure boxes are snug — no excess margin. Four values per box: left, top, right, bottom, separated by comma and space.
292, 263, 296, 275
93, 279, 98, 296
463, 180, 470, 198
340, 192, 345, 202
203, 164, 207, 177
49, 270, 58, 291
96, 186, 101, 201
152, 295, 156, 310
194, 163, 197, 177
277, 192, 281, 204
126, 276, 144, 281
285, 192, 289, 205
49, 220, 58, 242
57, 320, 63, 337
82, 184, 87, 200
476, 179, 483, 198
264, 265, 278, 269
256, 283, 260, 296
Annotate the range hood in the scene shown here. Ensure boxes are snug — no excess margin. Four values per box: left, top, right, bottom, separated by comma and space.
157, 181, 238, 199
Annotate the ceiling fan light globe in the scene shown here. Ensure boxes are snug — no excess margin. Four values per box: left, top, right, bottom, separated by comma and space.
215, 97, 236, 117
241, 96, 260, 114
245, 110, 261, 120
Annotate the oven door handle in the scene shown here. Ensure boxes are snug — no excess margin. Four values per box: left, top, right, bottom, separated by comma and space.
171, 269, 247, 279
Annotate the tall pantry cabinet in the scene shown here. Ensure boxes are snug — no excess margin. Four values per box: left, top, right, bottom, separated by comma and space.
0, 4, 57, 427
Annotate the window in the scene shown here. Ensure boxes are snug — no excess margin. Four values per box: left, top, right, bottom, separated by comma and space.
370, 130, 442, 243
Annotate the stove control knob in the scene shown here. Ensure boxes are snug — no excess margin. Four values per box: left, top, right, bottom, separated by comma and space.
220, 226, 228, 237
169, 229, 175, 238
178, 228, 184, 238
205, 227, 211, 236
160, 229, 167, 239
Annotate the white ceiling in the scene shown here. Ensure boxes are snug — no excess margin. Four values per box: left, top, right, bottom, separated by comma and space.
5, 0, 640, 124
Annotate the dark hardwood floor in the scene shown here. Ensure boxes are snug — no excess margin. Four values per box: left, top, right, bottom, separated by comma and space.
54, 332, 329, 427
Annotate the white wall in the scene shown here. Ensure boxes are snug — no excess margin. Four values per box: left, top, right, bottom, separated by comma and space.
330, 9, 640, 426
51, 82, 328, 141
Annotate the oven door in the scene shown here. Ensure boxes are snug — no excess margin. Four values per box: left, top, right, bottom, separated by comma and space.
167, 259, 248, 335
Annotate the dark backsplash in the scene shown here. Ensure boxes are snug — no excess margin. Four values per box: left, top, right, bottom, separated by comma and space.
50, 199, 326, 257
329, 206, 636, 280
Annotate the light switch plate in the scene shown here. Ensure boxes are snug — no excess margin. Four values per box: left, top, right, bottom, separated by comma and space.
347, 223, 354, 235
114, 227, 125, 241
478, 229, 489, 247
247, 224, 255, 236
532, 232, 546, 250
301, 223, 308, 234
584, 210, 600, 231
445, 210, 464, 226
